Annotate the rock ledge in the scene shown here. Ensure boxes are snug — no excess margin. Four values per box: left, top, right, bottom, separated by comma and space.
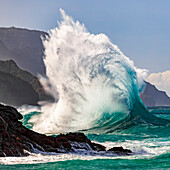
0, 104, 132, 157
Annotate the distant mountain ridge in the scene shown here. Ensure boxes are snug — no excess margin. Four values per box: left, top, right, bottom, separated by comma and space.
0, 27, 47, 75
141, 82, 170, 106
0, 27, 169, 107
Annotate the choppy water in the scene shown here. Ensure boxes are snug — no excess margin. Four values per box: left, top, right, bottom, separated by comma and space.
0, 109, 169, 169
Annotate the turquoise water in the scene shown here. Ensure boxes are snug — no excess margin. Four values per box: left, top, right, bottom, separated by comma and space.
1, 10, 169, 169
0, 108, 170, 169
1, 155, 170, 170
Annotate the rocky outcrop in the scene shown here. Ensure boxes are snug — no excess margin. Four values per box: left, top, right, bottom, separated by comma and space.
0, 104, 132, 157
140, 82, 170, 106
0, 71, 39, 106
0, 60, 54, 103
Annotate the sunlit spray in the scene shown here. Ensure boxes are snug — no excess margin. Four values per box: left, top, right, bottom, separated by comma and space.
30, 9, 152, 134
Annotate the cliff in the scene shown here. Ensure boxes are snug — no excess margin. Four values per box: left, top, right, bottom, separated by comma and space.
0, 60, 54, 104
0, 70, 38, 106
0, 27, 47, 75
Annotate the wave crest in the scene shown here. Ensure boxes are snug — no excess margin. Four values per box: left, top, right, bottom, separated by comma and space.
29, 9, 164, 134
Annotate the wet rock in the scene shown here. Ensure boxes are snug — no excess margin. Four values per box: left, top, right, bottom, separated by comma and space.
0, 103, 132, 157
108, 146, 132, 155
91, 142, 106, 151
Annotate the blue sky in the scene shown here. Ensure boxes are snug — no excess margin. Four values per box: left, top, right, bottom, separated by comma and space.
0, 0, 170, 73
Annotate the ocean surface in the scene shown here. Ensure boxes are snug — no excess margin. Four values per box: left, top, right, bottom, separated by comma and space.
0, 10, 170, 169
0, 107, 170, 170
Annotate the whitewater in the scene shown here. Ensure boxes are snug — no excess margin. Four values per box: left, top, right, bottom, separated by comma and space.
0, 9, 169, 169
29, 9, 162, 135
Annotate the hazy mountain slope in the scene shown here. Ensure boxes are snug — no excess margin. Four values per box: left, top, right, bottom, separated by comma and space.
141, 82, 170, 106
0, 60, 53, 102
0, 70, 38, 106
0, 40, 13, 60
0, 27, 48, 75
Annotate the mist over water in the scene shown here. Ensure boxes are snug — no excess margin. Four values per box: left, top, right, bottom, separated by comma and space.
30, 9, 149, 134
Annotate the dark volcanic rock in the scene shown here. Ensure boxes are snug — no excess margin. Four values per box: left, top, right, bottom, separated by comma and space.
0, 104, 132, 157
108, 146, 132, 155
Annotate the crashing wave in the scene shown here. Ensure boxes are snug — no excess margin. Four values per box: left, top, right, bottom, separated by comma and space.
29, 9, 168, 134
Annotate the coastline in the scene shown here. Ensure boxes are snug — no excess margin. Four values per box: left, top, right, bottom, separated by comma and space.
0, 103, 132, 157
